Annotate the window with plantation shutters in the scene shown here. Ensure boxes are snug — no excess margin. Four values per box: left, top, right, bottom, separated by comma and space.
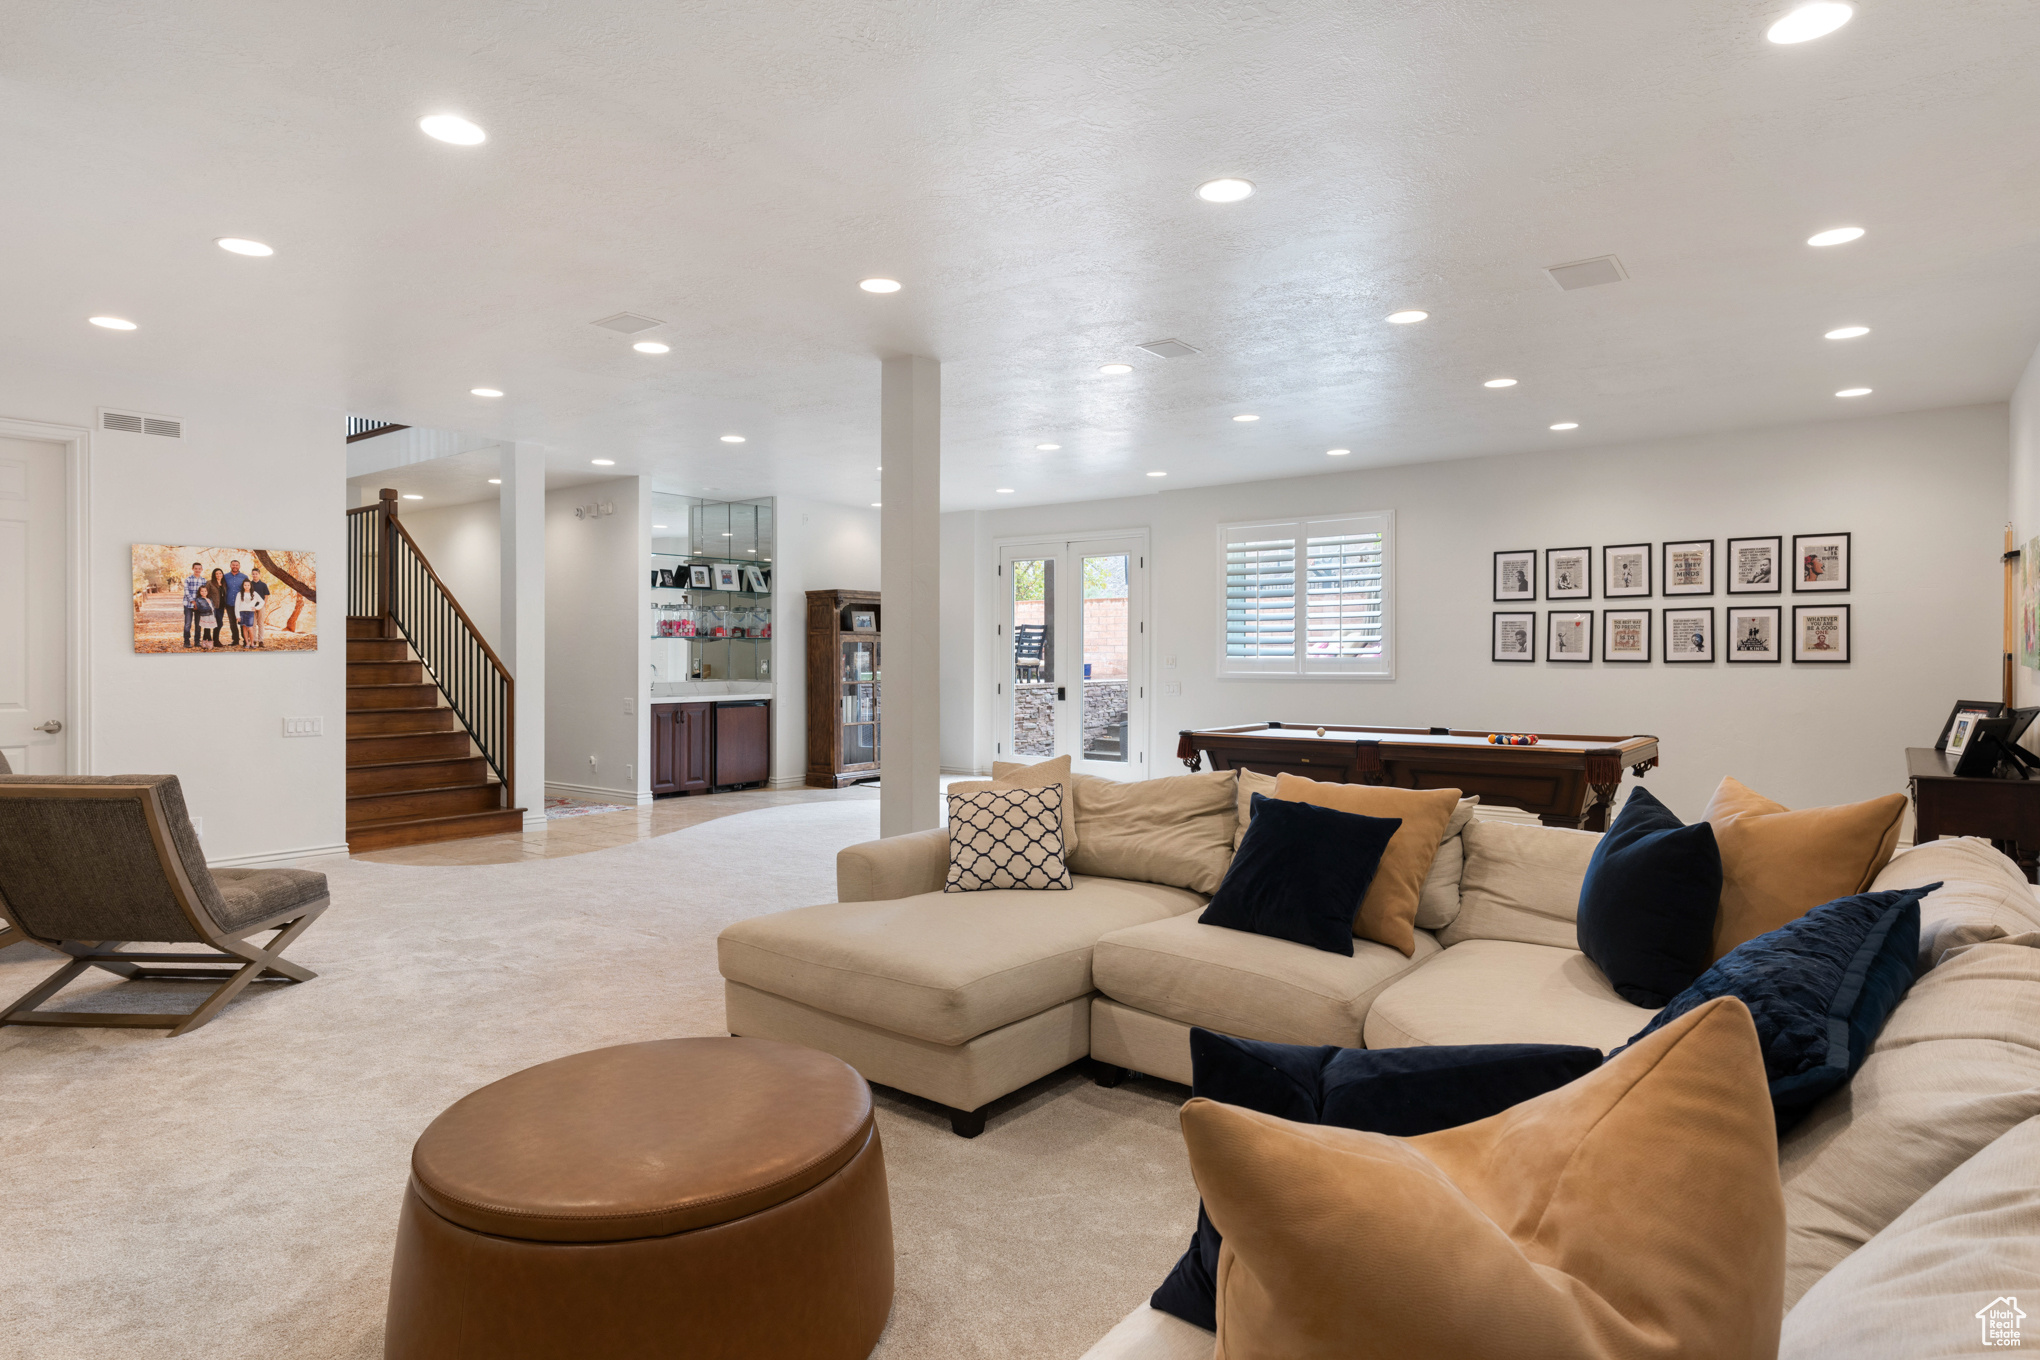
1218, 512, 1392, 678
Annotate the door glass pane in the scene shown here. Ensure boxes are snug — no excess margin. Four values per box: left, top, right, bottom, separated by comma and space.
1080, 554, 1129, 763
1011, 557, 1055, 756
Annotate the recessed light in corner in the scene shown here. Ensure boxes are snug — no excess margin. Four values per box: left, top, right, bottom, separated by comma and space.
402, 494, 423, 500
720, 435, 745, 443
995, 488, 1015, 494
1824, 326, 1870, 339
1232, 414, 1259, 422
1483, 378, 1518, 388
1196, 178, 1254, 203
591, 458, 616, 465
1035, 443, 1061, 451
870, 502, 882, 508
633, 341, 670, 354
1835, 387, 1872, 398
487, 478, 501, 484
1807, 226, 1865, 247
89, 316, 137, 330
216, 238, 273, 256
419, 114, 487, 145
1098, 363, 1133, 374
1549, 422, 1579, 431
1767, 3, 1853, 44
859, 278, 902, 293
470, 388, 503, 397
1385, 310, 1428, 324
1147, 471, 1168, 478
1326, 448, 1351, 456
652, 524, 668, 529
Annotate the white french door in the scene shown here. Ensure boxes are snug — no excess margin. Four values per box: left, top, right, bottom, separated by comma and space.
996, 534, 1148, 780
0, 436, 68, 774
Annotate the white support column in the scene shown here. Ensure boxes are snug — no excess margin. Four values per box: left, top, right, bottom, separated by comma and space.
880, 355, 942, 837
500, 442, 547, 828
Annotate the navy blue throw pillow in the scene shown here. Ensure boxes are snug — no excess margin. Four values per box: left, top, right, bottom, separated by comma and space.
1613, 883, 1936, 1135
1149, 1028, 1603, 1331
1197, 794, 1401, 956
1575, 787, 1724, 1007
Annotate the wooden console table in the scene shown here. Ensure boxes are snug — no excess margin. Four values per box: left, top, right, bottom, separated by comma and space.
1906, 746, 2040, 883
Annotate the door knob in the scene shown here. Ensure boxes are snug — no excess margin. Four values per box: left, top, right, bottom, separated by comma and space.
33, 720, 62, 734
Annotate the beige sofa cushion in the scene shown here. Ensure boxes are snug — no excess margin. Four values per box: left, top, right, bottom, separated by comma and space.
1704, 775, 1907, 959
1070, 770, 1238, 896
1437, 818, 1600, 949
953, 756, 1078, 852
1093, 910, 1439, 1048
1781, 1115, 2040, 1358
1274, 774, 1462, 956
1414, 797, 1479, 931
717, 875, 1201, 1047
1364, 938, 1656, 1053
1233, 768, 1277, 849
1871, 834, 2040, 965
1079, 1304, 1218, 1360
1777, 934, 2040, 1307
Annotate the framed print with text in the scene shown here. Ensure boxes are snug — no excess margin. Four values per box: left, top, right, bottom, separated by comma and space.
1494, 549, 1536, 602
1726, 536, 1783, 594
1793, 533, 1851, 592
1493, 611, 1535, 663
1548, 610, 1593, 662
1602, 543, 1652, 598
1664, 607, 1715, 662
1602, 609, 1651, 662
1662, 540, 1714, 596
1793, 603, 1851, 662
1546, 547, 1591, 601
1725, 605, 1782, 663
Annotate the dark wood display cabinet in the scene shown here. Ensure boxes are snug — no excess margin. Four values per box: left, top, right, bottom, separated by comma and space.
651, 699, 771, 796
806, 589, 881, 788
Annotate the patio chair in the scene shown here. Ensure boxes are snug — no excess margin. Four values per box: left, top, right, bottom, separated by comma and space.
0, 774, 328, 1036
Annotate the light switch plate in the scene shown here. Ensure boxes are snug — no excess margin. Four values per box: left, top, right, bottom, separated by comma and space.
282, 716, 323, 737
1163, 681, 1182, 696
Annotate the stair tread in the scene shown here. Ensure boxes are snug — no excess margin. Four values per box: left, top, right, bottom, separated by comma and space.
347, 808, 525, 831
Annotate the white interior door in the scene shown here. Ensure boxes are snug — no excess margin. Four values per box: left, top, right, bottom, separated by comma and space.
0, 436, 67, 774
997, 534, 1148, 780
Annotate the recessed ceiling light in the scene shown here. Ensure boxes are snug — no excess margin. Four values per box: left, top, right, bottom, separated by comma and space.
471, 388, 503, 397
633, 341, 670, 354
870, 502, 882, 508
1807, 226, 1865, 247
721, 435, 745, 443
1549, 422, 1580, 431
216, 238, 273, 257
1484, 378, 1518, 388
1767, 3, 1853, 44
89, 316, 137, 330
402, 493, 423, 500
1036, 443, 1061, 451
1825, 326, 1870, 339
652, 524, 668, 529
996, 488, 1015, 494
1232, 414, 1259, 422
876, 466, 883, 472
722, 532, 732, 536
1196, 178, 1254, 203
487, 478, 501, 484
591, 458, 616, 465
1835, 387, 1872, 398
859, 278, 902, 293
419, 114, 486, 145
1099, 363, 1133, 374
1385, 310, 1428, 324
1326, 448, 1351, 456
1147, 471, 1168, 478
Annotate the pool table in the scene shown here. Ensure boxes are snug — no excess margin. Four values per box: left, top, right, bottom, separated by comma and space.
1177, 723, 1661, 832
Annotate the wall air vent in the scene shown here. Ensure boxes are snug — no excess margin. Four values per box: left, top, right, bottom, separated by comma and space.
99, 408, 183, 439
1137, 339, 1201, 359
591, 312, 666, 334
1545, 256, 1628, 291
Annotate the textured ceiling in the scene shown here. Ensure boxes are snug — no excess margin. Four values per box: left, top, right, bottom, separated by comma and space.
5, 0, 2038, 510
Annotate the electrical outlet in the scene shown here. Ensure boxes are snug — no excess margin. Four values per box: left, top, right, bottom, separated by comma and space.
588, 754, 598, 768
624, 696, 635, 715
281, 716, 323, 737
1163, 681, 1182, 696
625, 764, 634, 778
1163, 655, 1178, 669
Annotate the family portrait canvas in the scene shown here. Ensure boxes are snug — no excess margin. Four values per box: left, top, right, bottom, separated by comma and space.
131, 544, 318, 653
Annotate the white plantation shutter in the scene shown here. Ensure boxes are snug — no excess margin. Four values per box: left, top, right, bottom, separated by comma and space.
1218, 512, 1393, 678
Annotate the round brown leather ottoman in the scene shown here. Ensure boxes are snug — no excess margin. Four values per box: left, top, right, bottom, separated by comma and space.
383, 1037, 893, 1360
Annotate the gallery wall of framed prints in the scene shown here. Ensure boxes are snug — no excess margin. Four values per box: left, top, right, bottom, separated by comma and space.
1488, 536, 1854, 667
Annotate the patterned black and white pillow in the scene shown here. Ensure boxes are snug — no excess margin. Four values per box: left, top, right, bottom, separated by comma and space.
945, 785, 1072, 892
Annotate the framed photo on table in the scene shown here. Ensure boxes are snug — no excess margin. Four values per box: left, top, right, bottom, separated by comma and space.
1602, 609, 1651, 662
1494, 549, 1537, 602
1725, 605, 1782, 662
1493, 611, 1535, 663
1548, 610, 1593, 662
1936, 700, 2005, 751
1662, 540, 1714, 596
1946, 712, 1987, 758
1664, 607, 1715, 662
1793, 533, 1851, 592
1546, 547, 1592, 600
1602, 544, 1651, 597
1793, 603, 1850, 662
1726, 536, 1783, 594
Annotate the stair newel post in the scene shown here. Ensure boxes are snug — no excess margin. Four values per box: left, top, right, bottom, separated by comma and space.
379, 488, 400, 639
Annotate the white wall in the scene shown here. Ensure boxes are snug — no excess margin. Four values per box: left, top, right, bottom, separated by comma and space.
0, 361, 348, 864
769, 497, 882, 786
545, 478, 643, 804
946, 404, 2009, 822
397, 499, 501, 652
2010, 344, 2040, 709
939, 509, 987, 773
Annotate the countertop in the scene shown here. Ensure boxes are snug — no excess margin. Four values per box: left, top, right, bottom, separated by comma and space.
649, 682, 774, 703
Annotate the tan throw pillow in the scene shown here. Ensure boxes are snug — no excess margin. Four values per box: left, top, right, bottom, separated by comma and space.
1234, 768, 1278, 849
1705, 776, 1907, 959
1070, 771, 1237, 896
985, 755, 1078, 853
944, 785, 1071, 892
1181, 995, 1783, 1360
1272, 774, 1462, 956
1437, 817, 1601, 950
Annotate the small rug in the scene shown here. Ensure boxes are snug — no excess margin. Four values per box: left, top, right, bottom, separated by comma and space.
543, 797, 625, 820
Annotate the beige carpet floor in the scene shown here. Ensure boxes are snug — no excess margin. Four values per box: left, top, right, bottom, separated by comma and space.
0, 801, 1198, 1359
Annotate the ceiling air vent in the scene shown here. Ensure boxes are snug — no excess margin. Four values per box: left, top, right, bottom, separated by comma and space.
100, 408, 183, 439
1546, 256, 1627, 291
1137, 339, 1201, 359
591, 312, 665, 335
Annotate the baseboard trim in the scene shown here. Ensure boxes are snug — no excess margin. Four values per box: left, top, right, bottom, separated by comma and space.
543, 781, 641, 807
207, 842, 352, 869
769, 774, 808, 790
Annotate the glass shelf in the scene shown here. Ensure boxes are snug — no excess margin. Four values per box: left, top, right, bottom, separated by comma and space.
649, 635, 772, 642
650, 551, 773, 564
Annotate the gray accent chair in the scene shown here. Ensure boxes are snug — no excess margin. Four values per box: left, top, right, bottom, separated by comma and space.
0, 774, 329, 1036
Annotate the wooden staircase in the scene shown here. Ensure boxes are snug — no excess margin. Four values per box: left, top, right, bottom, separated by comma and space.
346, 618, 524, 850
